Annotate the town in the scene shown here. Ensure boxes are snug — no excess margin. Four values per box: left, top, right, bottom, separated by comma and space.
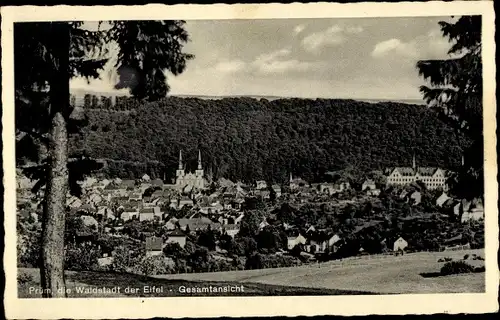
16, 149, 484, 276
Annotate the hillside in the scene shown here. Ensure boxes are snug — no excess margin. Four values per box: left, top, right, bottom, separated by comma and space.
70, 96, 471, 182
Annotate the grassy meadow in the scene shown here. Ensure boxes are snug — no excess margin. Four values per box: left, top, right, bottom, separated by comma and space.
18, 249, 484, 298
154, 249, 485, 294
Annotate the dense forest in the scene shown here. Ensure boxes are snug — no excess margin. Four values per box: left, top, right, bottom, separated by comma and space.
67, 95, 471, 183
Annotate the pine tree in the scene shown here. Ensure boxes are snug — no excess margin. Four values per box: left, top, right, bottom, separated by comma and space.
15, 21, 193, 297
416, 16, 483, 200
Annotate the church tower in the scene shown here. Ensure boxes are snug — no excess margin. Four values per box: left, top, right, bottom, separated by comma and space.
195, 150, 204, 188
176, 150, 185, 185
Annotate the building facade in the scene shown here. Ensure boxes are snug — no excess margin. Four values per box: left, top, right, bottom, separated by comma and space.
175, 150, 205, 190
385, 156, 450, 190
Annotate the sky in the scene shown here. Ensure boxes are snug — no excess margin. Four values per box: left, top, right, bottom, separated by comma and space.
70, 17, 454, 100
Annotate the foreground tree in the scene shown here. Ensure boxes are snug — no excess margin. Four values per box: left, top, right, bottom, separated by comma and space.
416, 16, 482, 200
15, 20, 193, 297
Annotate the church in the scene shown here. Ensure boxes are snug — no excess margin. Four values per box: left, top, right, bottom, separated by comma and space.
175, 150, 206, 190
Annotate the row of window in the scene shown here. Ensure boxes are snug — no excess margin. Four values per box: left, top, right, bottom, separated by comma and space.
388, 178, 445, 183
387, 180, 446, 187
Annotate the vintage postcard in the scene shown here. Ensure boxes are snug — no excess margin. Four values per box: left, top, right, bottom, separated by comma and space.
2, 1, 498, 318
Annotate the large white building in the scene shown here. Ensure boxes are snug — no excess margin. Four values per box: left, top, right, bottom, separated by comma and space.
175, 150, 206, 190
385, 156, 451, 190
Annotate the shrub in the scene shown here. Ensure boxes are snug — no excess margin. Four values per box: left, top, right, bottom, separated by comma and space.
17, 272, 33, 285
64, 242, 100, 271
440, 261, 475, 276
473, 255, 484, 261
463, 254, 469, 260
245, 253, 299, 270
444, 257, 453, 262
437, 258, 445, 263
17, 231, 41, 268
163, 242, 186, 258
111, 245, 143, 273
139, 255, 175, 276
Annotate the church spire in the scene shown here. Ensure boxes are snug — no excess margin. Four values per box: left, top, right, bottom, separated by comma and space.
412, 154, 416, 170
461, 154, 465, 167
178, 150, 183, 170
197, 150, 202, 170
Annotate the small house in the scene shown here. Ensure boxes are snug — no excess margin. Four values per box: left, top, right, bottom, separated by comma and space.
255, 180, 268, 190
393, 237, 408, 252
234, 213, 245, 224
120, 179, 136, 189
436, 192, 451, 207
128, 192, 142, 202
139, 208, 155, 221
287, 233, 307, 250
328, 234, 341, 248
410, 191, 422, 205
272, 184, 282, 197
306, 225, 316, 234
80, 215, 98, 230
145, 236, 163, 257
165, 229, 187, 248
318, 183, 336, 195
165, 218, 178, 230
152, 206, 163, 220
97, 256, 114, 267
222, 224, 240, 238
362, 179, 376, 191
151, 178, 163, 187
461, 208, 484, 223
66, 196, 83, 209
367, 188, 381, 196
258, 219, 269, 231
178, 196, 194, 208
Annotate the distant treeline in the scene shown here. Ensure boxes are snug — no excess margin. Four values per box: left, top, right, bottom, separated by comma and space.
71, 94, 140, 111
69, 96, 471, 183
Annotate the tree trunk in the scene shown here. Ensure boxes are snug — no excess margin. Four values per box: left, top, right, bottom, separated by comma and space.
41, 112, 69, 297
40, 22, 70, 298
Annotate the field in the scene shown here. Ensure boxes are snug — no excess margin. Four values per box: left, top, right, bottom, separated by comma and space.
17, 249, 484, 298
154, 249, 485, 294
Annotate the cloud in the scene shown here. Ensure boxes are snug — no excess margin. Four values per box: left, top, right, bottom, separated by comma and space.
293, 24, 306, 35
251, 47, 321, 74
302, 25, 344, 53
214, 60, 248, 73
345, 26, 364, 34
256, 59, 319, 74
371, 38, 418, 59
301, 24, 364, 53
254, 48, 291, 63
371, 30, 450, 60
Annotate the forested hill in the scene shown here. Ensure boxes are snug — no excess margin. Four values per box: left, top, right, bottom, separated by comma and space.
69, 96, 471, 183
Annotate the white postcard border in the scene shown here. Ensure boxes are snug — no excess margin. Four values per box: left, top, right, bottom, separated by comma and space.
2, 1, 498, 318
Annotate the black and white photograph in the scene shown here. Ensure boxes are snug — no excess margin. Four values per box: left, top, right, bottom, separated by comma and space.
2, 1, 498, 318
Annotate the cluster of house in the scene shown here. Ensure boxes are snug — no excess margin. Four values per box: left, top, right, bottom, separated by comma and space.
282, 224, 410, 257
63, 172, 248, 230
435, 192, 484, 223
